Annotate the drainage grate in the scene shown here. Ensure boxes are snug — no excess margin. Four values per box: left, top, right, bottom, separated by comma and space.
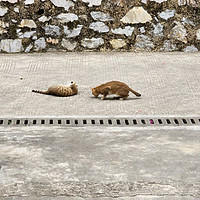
0, 117, 200, 127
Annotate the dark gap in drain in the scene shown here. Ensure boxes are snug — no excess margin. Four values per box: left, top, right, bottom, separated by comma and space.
174, 119, 179, 125
182, 119, 187, 124
66, 120, 70, 124
133, 119, 137, 124
166, 119, 171, 124
58, 120, 62, 124
0, 120, 3, 125
91, 120, 95, 124
75, 120, 78, 125
190, 119, 196, 124
50, 119, 53, 124
8, 120, 12, 125
33, 120, 37, 125
158, 119, 162, 124
116, 119, 121, 125
141, 119, 146, 124
16, 120, 20, 125
100, 120, 104, 125
24, 120, 28, 125
41, 120, 45, 124
83, 120, 87, 124
125, 119, 129, 125
149, 119, 154, 124
108, 119, 112, 125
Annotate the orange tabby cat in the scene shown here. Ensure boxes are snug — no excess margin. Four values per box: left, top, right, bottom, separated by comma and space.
32, 81, 78, 97
91, 81, 141, 100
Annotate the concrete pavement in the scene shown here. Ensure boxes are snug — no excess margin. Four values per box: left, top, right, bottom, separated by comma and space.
0, 52, 200, 200
0, 126, 200, 199
0, 52, 200, 116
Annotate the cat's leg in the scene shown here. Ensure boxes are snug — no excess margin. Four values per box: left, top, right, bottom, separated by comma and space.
117, 90, 129, 100
101, 94, 107, 100
119, 94, 129, 100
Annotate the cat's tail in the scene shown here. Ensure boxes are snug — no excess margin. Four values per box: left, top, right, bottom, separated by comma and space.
129, 88, 141, 97
32, 90, 49, 95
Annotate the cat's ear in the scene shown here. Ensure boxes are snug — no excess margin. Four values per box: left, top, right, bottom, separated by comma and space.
104, 86, 111, 93
90, 88, 94, 91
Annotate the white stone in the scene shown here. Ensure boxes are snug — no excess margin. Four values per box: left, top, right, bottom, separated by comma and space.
0, 21, 8, 33
24, 0, 34, 4
19, 19, 37, 28
196, 29, 200, 40
182, 17, 195, 26
81, 37, 104, 48
18, 31, 36, 39
25, 44, 33, 53
150, 0, 167, 3
90, 11, 114, 21
171, 22, 187, 43
184, 45, 198, 52
64, 25, 83, 38
139, 27, 145, 33
0, 39, 23, 53
50, 0, 74, 11
38, 16, 51, 22
110, 39, 126, 49
159, 9, 175, 20
44, 25, 60, 36
161, 40, 177, 52
61, 39, 77, 50
1, 0, 18, 3
141, 0, 147, 3
134, 34, 154, 50
11, 19, 17, 23
89, 22, 109, 33
34, 37, 46, 51
32, 36, 37, 40
111, 26, 134, 37
0, 6, 8, 16
0, 20, 9, 28
57, 13, 78, 23
153, 23, 163, 36
14, 7, 19, 13
82, 0, 102, 7
121, 7, 152, 24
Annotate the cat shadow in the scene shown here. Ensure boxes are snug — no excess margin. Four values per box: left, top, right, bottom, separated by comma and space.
90, 96, 141, 101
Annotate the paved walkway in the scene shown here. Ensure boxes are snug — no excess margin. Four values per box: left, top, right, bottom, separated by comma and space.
0, 52, 200, 116
1, 52, 200, 200
0, 126, 200, 199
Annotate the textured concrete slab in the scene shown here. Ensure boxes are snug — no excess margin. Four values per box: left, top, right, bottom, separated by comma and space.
0, 52, 200, 116
1, 197, 200, 200
0, 126, 200, 199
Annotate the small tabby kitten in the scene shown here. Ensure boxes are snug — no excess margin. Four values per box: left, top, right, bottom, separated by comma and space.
32, 81, 78, 97
91, 81, 141, 100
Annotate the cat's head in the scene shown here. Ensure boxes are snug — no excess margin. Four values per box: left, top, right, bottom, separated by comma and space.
69, 81, 78, 88
91, 88, 98, 97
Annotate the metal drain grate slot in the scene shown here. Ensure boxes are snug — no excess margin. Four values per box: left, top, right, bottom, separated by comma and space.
125, 119, 129, 125
190, 119, 196, 124
99, 119, 104, 125
133, 119, 137, 125
0, 117, 200, 127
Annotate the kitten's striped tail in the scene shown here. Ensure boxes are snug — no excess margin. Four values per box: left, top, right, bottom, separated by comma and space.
32, 90, 49, 95
129, 88, 141, 97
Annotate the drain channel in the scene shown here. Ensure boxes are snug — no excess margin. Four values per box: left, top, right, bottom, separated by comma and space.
0, 117, 200, 127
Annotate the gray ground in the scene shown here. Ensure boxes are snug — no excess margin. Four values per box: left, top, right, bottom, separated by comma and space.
0, 126, 200, 200
0, 52, 200, 200
0, 52, 200, 116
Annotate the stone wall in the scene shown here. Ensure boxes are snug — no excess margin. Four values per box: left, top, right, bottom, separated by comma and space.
0, 0, 199, 53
